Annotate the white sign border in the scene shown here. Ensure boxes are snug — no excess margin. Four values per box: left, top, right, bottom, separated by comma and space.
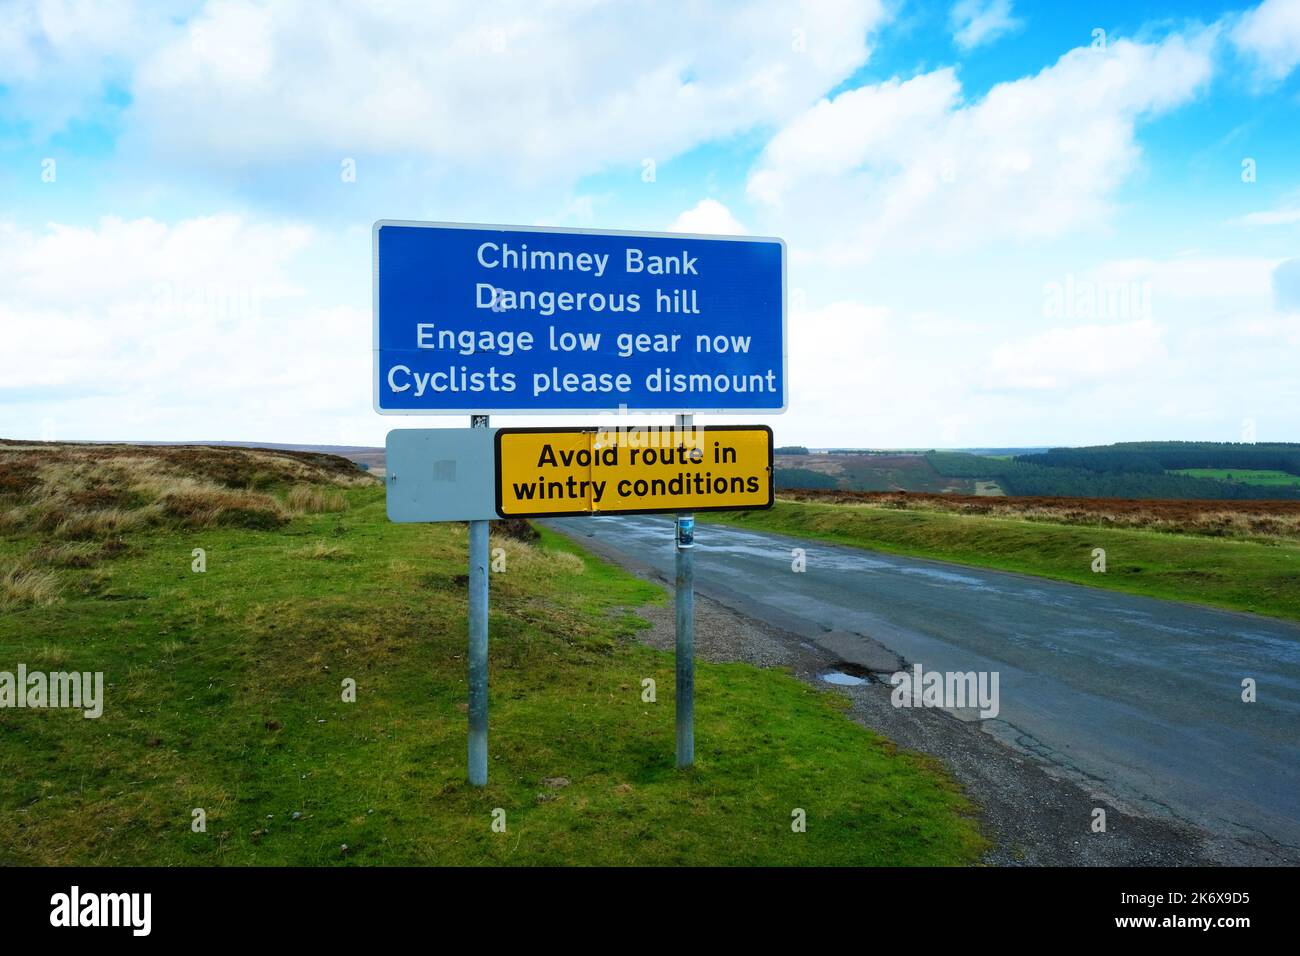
371, 219, 788, 416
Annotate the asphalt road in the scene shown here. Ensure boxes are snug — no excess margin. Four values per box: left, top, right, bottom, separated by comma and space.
547, 514, 1300, 856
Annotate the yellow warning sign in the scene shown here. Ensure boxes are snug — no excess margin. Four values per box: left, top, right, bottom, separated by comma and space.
495, 425, 773, 518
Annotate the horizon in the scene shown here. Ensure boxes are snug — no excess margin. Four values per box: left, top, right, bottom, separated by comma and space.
5, 435, 1297, 455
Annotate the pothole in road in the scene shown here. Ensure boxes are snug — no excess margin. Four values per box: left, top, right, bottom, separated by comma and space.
819, 663, 874, 686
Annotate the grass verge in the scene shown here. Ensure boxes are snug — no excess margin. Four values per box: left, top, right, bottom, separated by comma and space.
709, 499, 1300, 621
0, 472, 984, 865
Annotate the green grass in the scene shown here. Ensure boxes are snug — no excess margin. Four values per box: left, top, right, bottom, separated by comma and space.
709, 500, 1300, 621
1172, 468, 1300, 487
0, 485, 983, 866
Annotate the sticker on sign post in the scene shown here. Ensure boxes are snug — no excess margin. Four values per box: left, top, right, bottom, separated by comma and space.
373, 221, 786, 414
494, 425, 773, 518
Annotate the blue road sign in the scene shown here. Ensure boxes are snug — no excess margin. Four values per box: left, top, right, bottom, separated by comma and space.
373, 221, 785, 414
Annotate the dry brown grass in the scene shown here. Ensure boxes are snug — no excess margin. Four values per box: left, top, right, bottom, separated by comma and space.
286, 484, 349, 514
157, 487, 290, 529
777, 489, 1300, 542
0, 441, 374, 498
51, 507, 146, 540
0, 442, 377, 572
488, 534, 585, 576
0, 562, 62, 608
28, 541, 103, 568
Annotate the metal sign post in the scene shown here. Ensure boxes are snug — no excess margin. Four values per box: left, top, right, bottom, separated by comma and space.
468, 414, 490, 786
675, 413, 695, 768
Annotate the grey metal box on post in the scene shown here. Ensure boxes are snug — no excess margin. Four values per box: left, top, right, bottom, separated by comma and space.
384, 428, 499, 523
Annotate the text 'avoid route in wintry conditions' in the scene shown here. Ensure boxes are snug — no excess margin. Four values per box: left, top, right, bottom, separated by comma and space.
495, 425, 773, 517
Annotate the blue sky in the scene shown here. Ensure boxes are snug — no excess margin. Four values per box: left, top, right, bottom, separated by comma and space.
2, 0, 1299, 448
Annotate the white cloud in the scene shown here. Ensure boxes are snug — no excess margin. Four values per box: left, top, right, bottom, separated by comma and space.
1228, 206, 1300, 227
10, 0, 886, 181
1241, 313, 1300, 347
787, 299, 890, 413
747, 69, 961, 208
0, 216, 370, 441
747, 31, 1215, 261
1275, 257, 1300, 312
1090, 255, 1282, 305
1232, 0, 1300, 81
973, 251, 1300, 438
950, 0, 1022, 51
1, 215, 310, 307
983, 319, 1168, 391
0, 1, 183, 135
774, 250, 1300, 445
667, 199, 747, 235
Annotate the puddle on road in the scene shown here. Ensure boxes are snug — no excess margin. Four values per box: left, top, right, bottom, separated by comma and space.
820, 669, 868, 686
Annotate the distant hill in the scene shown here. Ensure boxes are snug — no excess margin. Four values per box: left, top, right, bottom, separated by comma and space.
777, 442, 1300, 501
803, 447, 1051, 456
13, 439, 390, 476
775, 452, 981, 495
181, 442, 386, 474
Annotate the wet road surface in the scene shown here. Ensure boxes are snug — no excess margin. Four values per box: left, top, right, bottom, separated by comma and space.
547, 514, 1300, 855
